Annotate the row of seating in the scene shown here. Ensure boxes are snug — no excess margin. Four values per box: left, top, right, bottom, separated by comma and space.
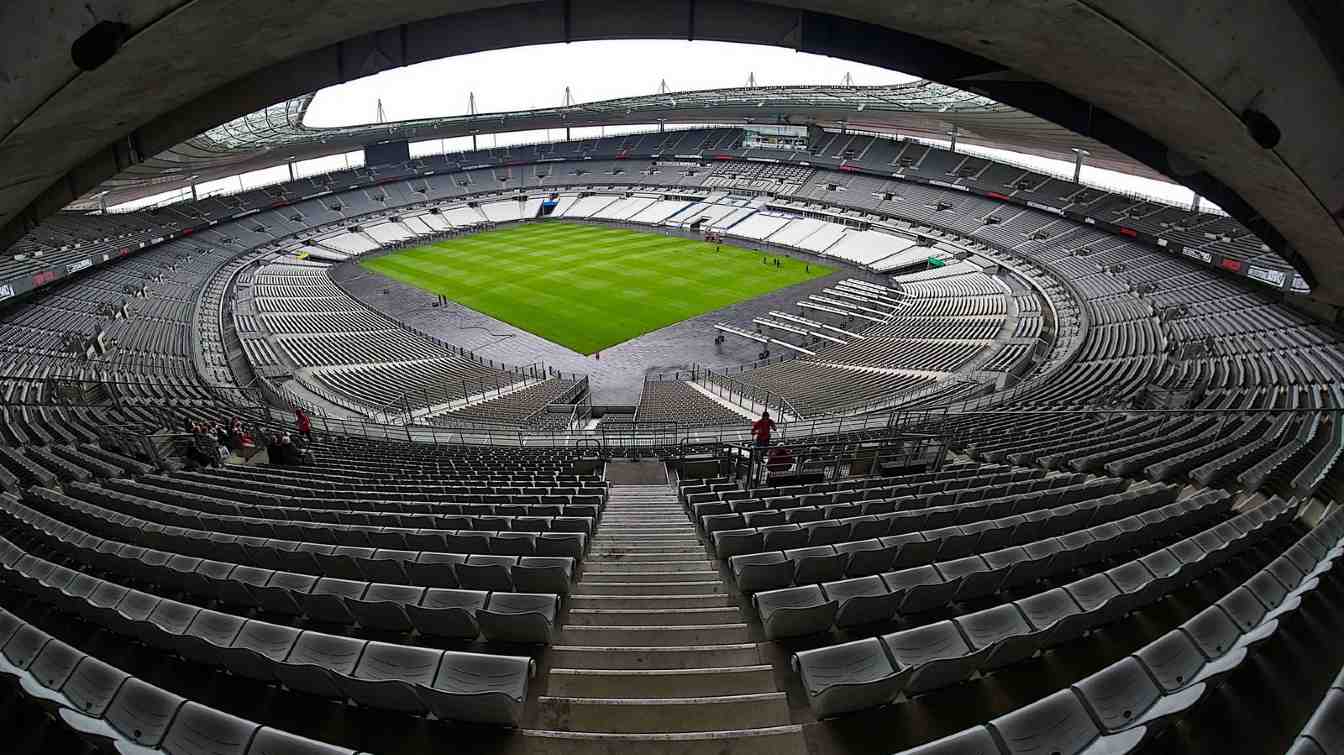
51, 484, 590, 559
710, 476, 1128, 558
180, 464, 610, 494
7, 492, 559, 641
0, 536, 535, 726
699, 471, 1094, 535
102, 477, 599, 533
0, 606, 367, 754
755, 488, 1231, 639
792, 495, 1295, 720
690, 466, 1049, 522
732, 481, 1177, 594
1288, 667, 1344, 755
884, 496, 1331, 755
14, 491, 577, 593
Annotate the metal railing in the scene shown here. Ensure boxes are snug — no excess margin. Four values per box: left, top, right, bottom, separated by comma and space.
693, 367, 800, 420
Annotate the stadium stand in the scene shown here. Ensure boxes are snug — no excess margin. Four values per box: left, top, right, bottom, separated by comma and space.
0, 123, 1340, 755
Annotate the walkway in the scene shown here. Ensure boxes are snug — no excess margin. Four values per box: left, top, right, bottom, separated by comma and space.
522, 482, 807, 754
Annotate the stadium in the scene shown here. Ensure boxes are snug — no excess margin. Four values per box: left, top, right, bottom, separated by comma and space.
0, 4, 1342, 755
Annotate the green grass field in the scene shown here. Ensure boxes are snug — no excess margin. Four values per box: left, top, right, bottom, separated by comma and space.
360, 221, 833, 354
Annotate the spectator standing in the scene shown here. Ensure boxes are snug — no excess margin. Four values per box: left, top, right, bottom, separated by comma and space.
751, 410, 776, 449
295, 408, 312, 439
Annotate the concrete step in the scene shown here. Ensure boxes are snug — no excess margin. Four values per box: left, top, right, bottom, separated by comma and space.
587, 550, 709, 562
547, 644, 762, 670
584, 558, 717, 570
582, 570, 719, 583
591, 545, 706, 554
591, 531, 698, 537
560, 624, 751, 646
519, 727, 808, 755
546, 666, 776, 698
598, 528, 696, 535
536, 693, 789, 733
570, 593, 738, 609
566, 607, 743, 626
577, 581, 726, 596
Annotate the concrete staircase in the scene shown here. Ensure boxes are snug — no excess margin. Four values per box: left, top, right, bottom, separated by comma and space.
523, 482, 806, 754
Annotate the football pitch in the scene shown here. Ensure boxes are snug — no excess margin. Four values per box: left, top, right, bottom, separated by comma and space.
360, 221, 833, 354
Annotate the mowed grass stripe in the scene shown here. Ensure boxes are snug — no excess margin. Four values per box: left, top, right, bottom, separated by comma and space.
361, 221, 832, 354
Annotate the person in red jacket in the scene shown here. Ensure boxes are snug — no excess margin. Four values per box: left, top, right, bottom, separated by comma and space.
751, 410, 776, 449
295, 408, 312, 439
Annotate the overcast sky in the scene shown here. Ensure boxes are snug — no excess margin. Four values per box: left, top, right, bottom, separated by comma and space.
305, 40, 916, 126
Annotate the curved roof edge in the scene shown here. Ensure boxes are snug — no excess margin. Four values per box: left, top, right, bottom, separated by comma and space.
83, 82, 1168, 208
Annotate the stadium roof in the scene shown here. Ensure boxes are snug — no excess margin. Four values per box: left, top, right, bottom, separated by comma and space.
1, 1, 1340, 304
80, 81, 1171, 208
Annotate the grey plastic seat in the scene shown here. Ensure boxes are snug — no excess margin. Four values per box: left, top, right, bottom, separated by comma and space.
218, 565, 273, 607
1105, 561, 1156, 615
998, 538, 1058, 590
1064, 573, 1122, 631
1245, 570, 1299, 622
882, 565, 951, 614
536, 531, 585, 559
834, 539, 889, 577
275, 633, 367, 698
762, 526, 809, 551
406, 552, 465, 588
81, 677, 187, 747
1075, 656, 1206, 736
59, 655, 130, 717
1181, 606, 1244, 661
514, 556, 573, 594
419, 650, 532, 726
23, 638, 84, 707
713, 529, 763, 558
1301, 689, 1344, 754
253, 572, 316, 616
1138, 549, 1188, 596
938, 555, 997, 602
790, 546, 847, 585
792, 637, 909, 718
146, 701, 259, 755
896, 527, 953, 567
1216, 587, 1276, 646
989, 689, 1146, 754
883, 620, 985, 695
178, 610, 248, 667
246, 726, 363, 755
1134, 629, 1240, 692
144, 600, 200, 645
222, 621, 301, 682
956, 604, 1039, 671
456, 560, 515, 591
302, 578, 366, 624
1, 624, 51, 675
339, 641, 439, 713
898, 726, 1000, 754
1015, 588, 1086, 647
347, 583, 423, 632
477, 593, 557, 644
824, 576, 902, 627
733, 552, 795, 593
755, 585, 838, 639
408, 588, 486, 639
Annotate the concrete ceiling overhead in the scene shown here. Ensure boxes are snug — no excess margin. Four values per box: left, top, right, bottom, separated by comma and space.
2, 1, 1341, 301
